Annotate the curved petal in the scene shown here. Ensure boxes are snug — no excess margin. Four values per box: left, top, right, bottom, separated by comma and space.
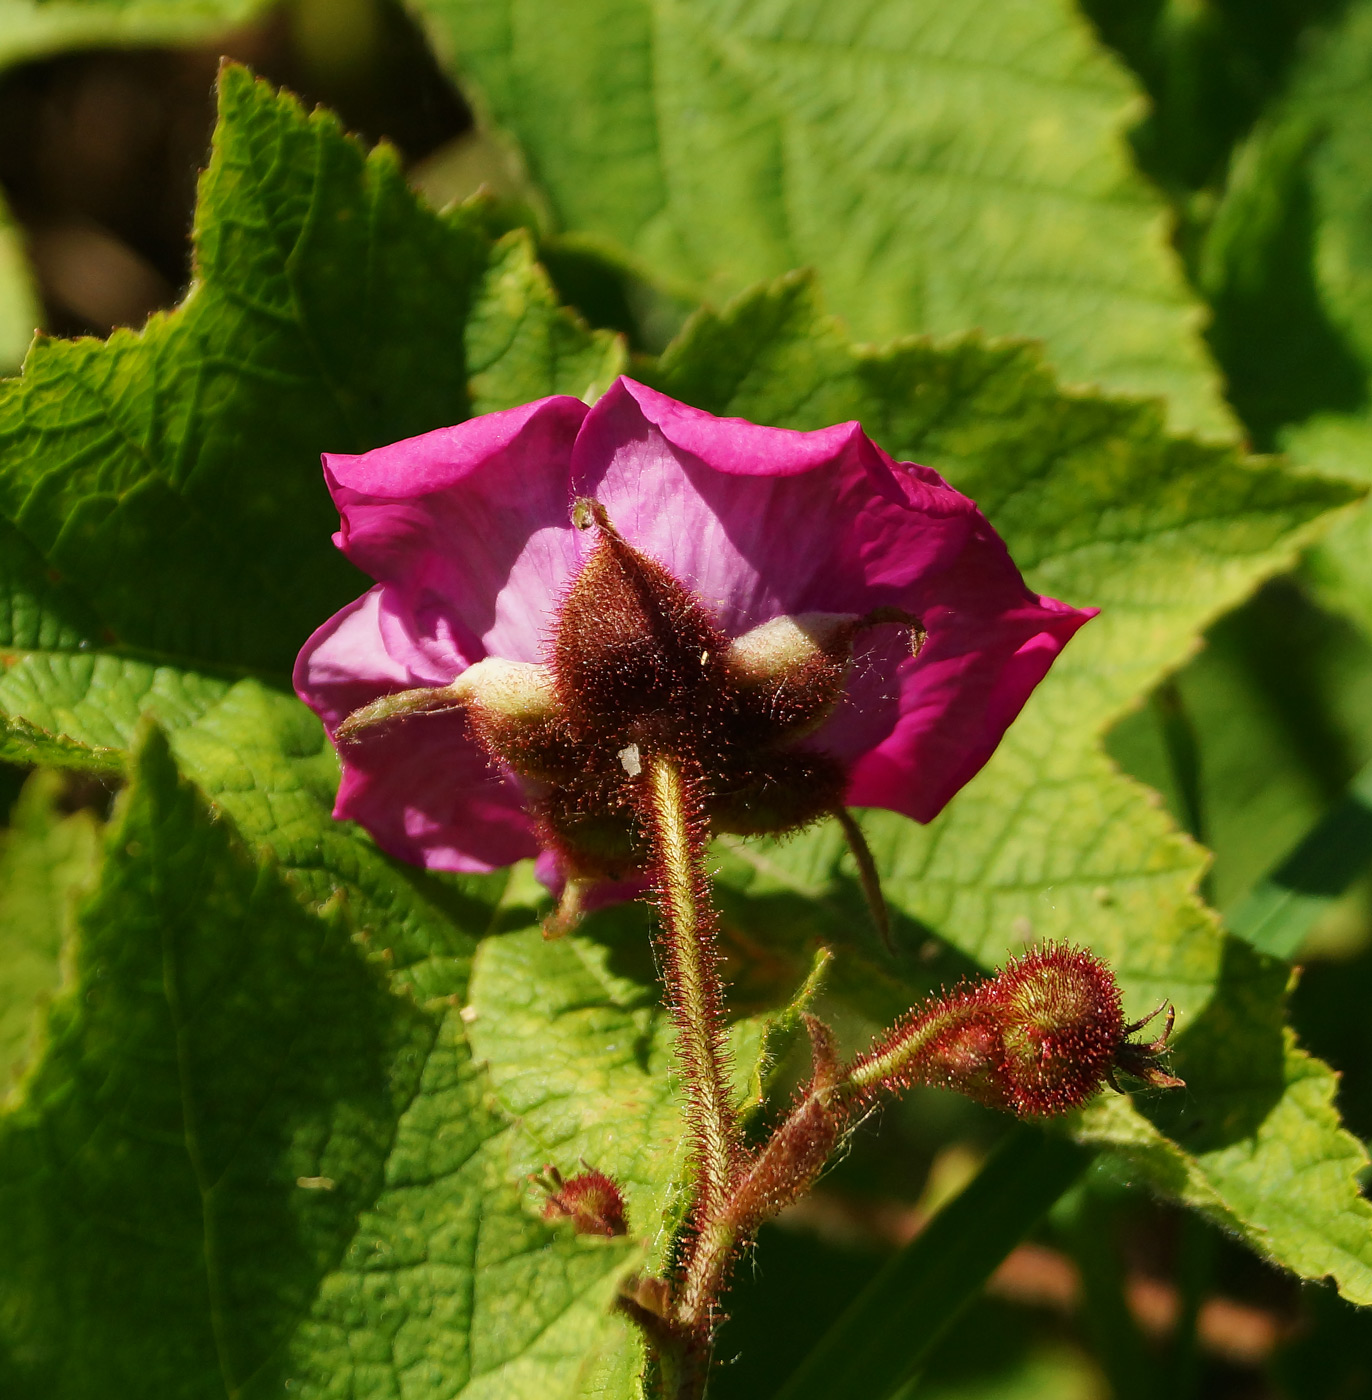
836, 510, 1097, 820
570, 378, 969, 636
324, 395, 589, 664
332, 710, 540, 873
294, 586, 537, 873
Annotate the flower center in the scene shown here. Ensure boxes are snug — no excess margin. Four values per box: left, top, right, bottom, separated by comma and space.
477, 502, 918, 878
338, 500, 922, 880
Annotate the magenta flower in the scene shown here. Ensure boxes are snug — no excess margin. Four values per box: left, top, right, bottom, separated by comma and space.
294, 377, 1094, 879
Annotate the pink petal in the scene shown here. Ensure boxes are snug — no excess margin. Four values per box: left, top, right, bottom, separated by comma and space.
323, 395, 589, 664
297, 377, 1096, 873
294, 586, 538, 873
570, 379, 942, 636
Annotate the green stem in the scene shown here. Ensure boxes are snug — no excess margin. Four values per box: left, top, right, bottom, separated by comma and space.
834, 806, 894, 953
641, 754, 739, 1337
844, 1001, 981, 1093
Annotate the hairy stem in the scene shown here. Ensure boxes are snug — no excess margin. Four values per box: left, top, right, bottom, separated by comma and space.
640, 753, 739, 1341
844, 1000, 984, 1094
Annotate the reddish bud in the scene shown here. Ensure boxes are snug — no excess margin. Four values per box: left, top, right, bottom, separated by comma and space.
537, 1165, 629, 1237
848, 945, 1180, 1118
990, 946, 1126, 1114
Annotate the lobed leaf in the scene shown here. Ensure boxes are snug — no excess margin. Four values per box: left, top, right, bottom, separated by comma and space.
411, 0, 1234, 435
0, 64, 623, 682
1073, 939, 1372, 1305
0, 722, 645, 1400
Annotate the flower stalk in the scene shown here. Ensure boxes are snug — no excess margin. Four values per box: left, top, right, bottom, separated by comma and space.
639, 752, 740, 1224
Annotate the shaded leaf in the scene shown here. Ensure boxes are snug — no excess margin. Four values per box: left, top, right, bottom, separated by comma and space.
1195, 1, 1372, 641
0, 724, 640, 1399
1073, 938, 1372, 1305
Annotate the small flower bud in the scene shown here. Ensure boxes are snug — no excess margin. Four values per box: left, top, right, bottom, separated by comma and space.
454, 658, 571, 778
992, 945, 1125, 1115
846, 945, 1181, 1118
454, 656, 557, 720
537, 1165, 629, 1237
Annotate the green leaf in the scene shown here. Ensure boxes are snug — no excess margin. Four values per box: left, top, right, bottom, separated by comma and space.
0, 64, 624, 683
0, 724, 640, 1399
1194, 2, 1372, 637
0, 66, 623, 1021
0, 770, 101, 1093
412, 0, 1233, 436
647, 274, 1355, 1022
1105, 584, 1372, 919
1072, 938, 1372, 1305
1225, 758, 1372, 960
1294, 416, 1372, 635
1078, 0, 1347, 200
465, 915, 791, 1236
168, 679, 505, 1004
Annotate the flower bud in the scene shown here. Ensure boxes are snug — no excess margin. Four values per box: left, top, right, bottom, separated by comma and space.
453, 658, 573, 779
846, 945, 1180, 1118
992, 946, 1125, 1116
537, 1165, 629, 1237
454, 656, 557, 720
